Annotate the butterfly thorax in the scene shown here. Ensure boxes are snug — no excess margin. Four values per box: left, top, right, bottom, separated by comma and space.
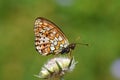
60, 43, 76, 54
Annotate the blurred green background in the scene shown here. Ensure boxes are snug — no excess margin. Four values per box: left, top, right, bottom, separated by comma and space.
0, 0, 120, 80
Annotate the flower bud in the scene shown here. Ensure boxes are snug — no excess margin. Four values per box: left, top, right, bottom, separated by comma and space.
35, 57, 77, 79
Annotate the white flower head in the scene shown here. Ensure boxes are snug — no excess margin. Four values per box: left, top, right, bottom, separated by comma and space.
35, 57, 77, 79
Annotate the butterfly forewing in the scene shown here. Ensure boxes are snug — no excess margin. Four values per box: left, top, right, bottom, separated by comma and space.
34, 17, 69, 56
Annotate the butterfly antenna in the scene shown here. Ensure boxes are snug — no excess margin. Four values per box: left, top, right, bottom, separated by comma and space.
76, 43, 89, 46
76, 36, 81, 41
75, 36, 88, 46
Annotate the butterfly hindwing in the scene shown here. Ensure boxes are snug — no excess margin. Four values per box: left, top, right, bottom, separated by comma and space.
34, 17, 69, 56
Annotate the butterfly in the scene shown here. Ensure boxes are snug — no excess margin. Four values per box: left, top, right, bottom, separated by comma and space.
34, 17, 77, 56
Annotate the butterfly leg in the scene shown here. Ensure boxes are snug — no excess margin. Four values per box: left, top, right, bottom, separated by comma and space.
53, 51, 60, 58
53, 54, 58, 58
68, 50, 73, 59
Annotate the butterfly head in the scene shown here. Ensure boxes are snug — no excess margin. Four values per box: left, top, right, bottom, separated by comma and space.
60, 43, 76, 54
69, 43, 76, 50
60, 42, 88, 55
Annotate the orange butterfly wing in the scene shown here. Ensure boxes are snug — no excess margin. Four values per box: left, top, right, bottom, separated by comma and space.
34, 17, 69, 56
